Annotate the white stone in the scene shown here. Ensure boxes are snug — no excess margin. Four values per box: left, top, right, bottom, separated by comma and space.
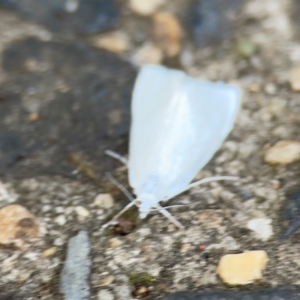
23, 252, 39, 261
42, 205, 52, 212
136, 228, 151, 237
54, 237, 65, 246
148, 263, 162, 277
55, 206, 65, 214
54, 215, 66, 226
75, 206, 90, 218
129, 0, 164, 16
98, 289, 114, 300
108, 237, 123, 248
264, 83, 277, 94
131, 43, 163, 66
247, 218, 273, 241
115, 285, 131, 299
94, 194, 114, 209
0, 181, 19, 202
65, 0, 79, 13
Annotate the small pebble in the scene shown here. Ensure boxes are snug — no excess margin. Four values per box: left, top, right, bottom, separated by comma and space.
264, 83, 277, 95
247, 218, 273, 241
265, 140, 300, 165
55, 206, 65, 214
266, 99, 286, 116
65, 0, 79, 13
98, 289, 114, 300
115, 285, 131, 299
92, 31, 130, 53
54, 215, 67, 226
136, 227, 151, 237
2, 254, 18, 273
28, 112, 40, 122
131, 43, 163, 66
65, 206, 74, 215
108, 237, 123, 248
75, 206, 90, 218
100, 275, 115, 286
271, 179, 280, 189
217, 251, 269, 285
133, 286, 149, 298
18, 271, 32, 284
289, 66, 300, 91
180, 243, 191, 253
43, 247, 57, 257
0, 205, 40, 247
129, 0, 164, 16
247, 82, 261, 92
153, 12, 182, 57
24, 251, 39, 261
272, 126, 290, 138
54, 237, 65, 246
0, 182, 19, 203
235, 38, 256, 58
94, 193, 114, 209
42, 205, 52, 212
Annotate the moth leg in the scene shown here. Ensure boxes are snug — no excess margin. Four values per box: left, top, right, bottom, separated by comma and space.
157, 204, 184, 229
105, 172, 135, 202
105, 150, 128, 166
101, 199, 139, 230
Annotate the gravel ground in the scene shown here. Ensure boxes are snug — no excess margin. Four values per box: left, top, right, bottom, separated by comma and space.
1, 0, 300, 299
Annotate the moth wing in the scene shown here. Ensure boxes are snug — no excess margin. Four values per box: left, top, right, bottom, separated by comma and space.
128, 65, 241, 200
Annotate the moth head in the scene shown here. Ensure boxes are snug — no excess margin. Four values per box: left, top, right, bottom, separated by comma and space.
138, 200, 153, 219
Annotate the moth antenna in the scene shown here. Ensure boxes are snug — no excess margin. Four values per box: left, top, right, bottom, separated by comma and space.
157, 176, 239, 213
101, 199, 139, 230
156, 204, 184, 229
105, 150, 128, 166
105, 172, 135, 202
162, 205, 185, 209
175, 176, 239, 195
188, 176, 238, 189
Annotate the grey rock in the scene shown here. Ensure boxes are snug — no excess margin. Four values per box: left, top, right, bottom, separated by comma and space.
161, 287, 300, 300
0, 37, 136, 179
0, 0, 120, 35
0, 131, 26, 173
60, 230, 91, 300
181, 0, 245, 46
280, 188, 300, 240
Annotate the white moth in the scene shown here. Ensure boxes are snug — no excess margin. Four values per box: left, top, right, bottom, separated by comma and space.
104, 65, 241, 229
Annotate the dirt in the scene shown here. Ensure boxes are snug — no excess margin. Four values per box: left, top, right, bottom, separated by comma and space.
1, 0, 300, 299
